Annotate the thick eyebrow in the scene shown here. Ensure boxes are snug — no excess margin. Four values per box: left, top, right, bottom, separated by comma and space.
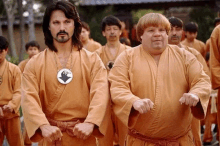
51, 20, 59, 22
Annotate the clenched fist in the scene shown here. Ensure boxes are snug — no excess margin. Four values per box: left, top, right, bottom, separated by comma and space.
132, 98, 154, 114
179, 93, 199, 107
73, 122, 94, 140
40, 124, 63, 143
3, 105, 13, 113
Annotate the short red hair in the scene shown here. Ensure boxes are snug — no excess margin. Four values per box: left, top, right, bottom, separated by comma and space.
136, 13, 171, 41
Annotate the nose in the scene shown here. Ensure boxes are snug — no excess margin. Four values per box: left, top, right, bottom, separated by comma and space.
60, 23, 65, 31
154, 29, 161, 36
110, 29, 115, 34
172, 30, 176, 35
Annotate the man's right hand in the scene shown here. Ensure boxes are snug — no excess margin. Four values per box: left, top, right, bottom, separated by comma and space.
132, 98, 154, 114
40, 124, 63, 143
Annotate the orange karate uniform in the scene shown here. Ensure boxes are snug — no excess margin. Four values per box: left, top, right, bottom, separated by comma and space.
180, 44, 210, 146
21, 48, 110, 145
96, 43, 131, 146
85, 39, 102, 52
210, 25, 220, 140
18, 59, 29, 73
0, 59, 24, 146
109, 44, 211, 146
181, 39, 206, 57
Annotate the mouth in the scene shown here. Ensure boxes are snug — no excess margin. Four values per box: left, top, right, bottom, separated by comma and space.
57, 32, 68, 37
171, 37, 179, 40
58, 33, 67, 36
153, 40, 162, 42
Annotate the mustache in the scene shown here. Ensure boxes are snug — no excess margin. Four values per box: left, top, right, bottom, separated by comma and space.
57, 31, 68, 37
171, 36, 180, 39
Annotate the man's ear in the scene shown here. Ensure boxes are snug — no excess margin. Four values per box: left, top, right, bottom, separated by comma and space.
5, 48, 8, 53
102, 31, 106, 37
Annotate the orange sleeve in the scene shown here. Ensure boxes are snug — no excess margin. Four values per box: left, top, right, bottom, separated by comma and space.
210, 26, 220, 89
8, 66, 22, 113
108, 50, 140, 127
21, 59, 49, 142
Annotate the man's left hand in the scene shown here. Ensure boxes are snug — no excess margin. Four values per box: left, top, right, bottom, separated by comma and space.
73, 122, 94, 140
179, 93, 199, 107
3, 105, 13, 113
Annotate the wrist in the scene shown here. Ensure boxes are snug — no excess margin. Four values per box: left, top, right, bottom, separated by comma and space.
85, 122, 95, 128
39, 124, 50, 130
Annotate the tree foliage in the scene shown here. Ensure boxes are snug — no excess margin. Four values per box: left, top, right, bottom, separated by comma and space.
3, 0, 18, 58
131, 9, 164, 24
189, 6, 217, 43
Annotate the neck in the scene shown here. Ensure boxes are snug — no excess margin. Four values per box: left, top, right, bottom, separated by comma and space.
142, 45, 164, 61
106, 41, 120, 49
174, 42, 182, 48
54, 40, 73, 55
150, 53, 161, 66
0, 59, 5, 67
177, 43, 182, 47
186, 38, 194, 43
28, 56, 33, 59
82, 39, 90, 46
169, 41, 179, 46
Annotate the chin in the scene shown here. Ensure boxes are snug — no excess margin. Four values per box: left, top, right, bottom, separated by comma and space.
57, 38, 70, 43
153, 45, 163, 49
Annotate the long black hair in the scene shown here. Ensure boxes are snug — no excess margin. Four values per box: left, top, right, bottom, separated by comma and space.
42, 1, 82, 52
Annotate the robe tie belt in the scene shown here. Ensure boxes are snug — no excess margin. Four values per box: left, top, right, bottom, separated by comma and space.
47, 118, 83, 146
128, 129, 180, 146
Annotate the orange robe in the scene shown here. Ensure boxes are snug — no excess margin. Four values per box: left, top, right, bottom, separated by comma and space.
0, 59, 24, 146
19, 58, 36, 146
205, 38, 210, 54
96, 43, 131, 146
203, 90, 218, 143
210, 25, 220, 141
85, 39, 102, 52
18, 58, 29, 73
181, 39, 206, 57
21, 48, 109, 145
180, 44, 210, 146
109, 44, 211, 146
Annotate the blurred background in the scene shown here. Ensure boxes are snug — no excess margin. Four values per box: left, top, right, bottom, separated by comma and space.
0, 0, 219, 63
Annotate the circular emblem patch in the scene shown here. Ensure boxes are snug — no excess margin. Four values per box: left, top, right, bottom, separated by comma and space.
106, 61, 114, 70
57, 68, 73, 84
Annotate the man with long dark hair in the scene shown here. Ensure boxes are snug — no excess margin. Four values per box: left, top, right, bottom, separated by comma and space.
21, 1, 109, 145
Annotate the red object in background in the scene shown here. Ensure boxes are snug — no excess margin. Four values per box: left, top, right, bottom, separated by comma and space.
181, 30, 186, 41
